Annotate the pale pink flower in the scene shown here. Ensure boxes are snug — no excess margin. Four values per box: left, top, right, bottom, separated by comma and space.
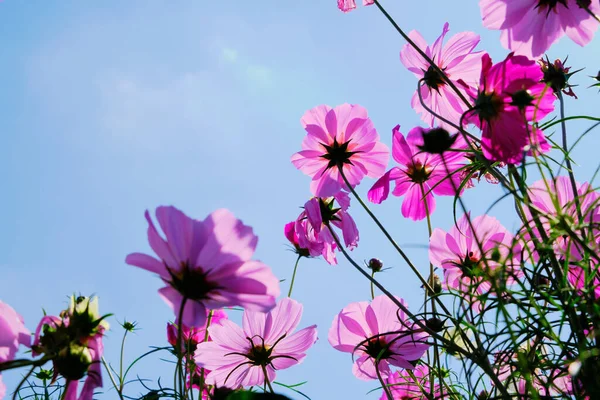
466, 53, 555, 164
368, 126, 467, 221
380, 364, 440, 399
480, 0, 600, 58
195, 298, 317, 388
0, 301, 30, 400
430, 214, 522, 305
338, 0, 374, 13
400, 22, 483, 130
329, 295, 430, 381
520, 177, 600, 296
0, 301, 30, 363
291, 104, 389, 197
126, 206, 280, 327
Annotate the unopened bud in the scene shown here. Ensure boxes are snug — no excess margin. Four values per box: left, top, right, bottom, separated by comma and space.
368, 258, 383, 273
426, 317, 445, 333
426, 273, 443, 295
55, 343, 92, 380
418, 128, 458, 154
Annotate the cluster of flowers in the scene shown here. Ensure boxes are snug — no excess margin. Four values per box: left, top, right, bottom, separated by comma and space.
1, 0, 599, 399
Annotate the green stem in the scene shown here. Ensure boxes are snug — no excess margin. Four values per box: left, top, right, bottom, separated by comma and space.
0, 356, 51, 372
118, 329, 129, 393
101, 356, 124, 400
288, 255, 302, 298
12, 365, 36, 400
370, 270, 376, 300
262, 365, 275, 394
198, 310, 214, 397
175, 298, 188, 399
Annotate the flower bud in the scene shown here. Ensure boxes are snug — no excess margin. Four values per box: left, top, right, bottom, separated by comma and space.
426, 317, 445, 333
54, 343, 93, 380
367, 258, 383, 273
426, 273, 442, 295
418, 128, 458, 154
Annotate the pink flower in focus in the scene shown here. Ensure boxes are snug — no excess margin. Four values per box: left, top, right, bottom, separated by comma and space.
480, 0, 600, 58
368, 126, 468, 221
400, 22, 483, 130
126, 206, 280, 327
466, 53, 555, 164
291, 104, 389, 197
329, 295, 430, 380
430, 214, 522, 306
338, 0, 374, 13
195, 298, 317, 388
380, 364, 440, 399
284, 221, 313, 258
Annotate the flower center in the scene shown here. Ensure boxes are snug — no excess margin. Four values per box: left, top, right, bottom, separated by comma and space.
406, 161, 432, 183
168, 262, 219, 301
247, 343, 273, 366
456, 251, 484, 278
364, 337, 393, 360
423, 66, 446, 90
536, 0, 568, 16
320, 137, 360, 170
473, 91, 504, 121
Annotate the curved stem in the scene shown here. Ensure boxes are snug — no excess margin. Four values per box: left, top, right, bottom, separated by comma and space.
375, 362, 393, 400
197, 310, 214, 397
262, 365, 275, 394
101, 356, 125, 400
0, 356, 51, 372
370, 270, 376, 300
118, 329, 129, 393
11, 365, 36, 400
288, 255, 302, 298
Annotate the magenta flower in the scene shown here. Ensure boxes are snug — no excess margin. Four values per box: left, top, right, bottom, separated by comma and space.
329, 295, 430, 380
194, 298, 317, 388
338, 0, 374, 13
430, 214, 522, 305
400, 22, 483, 130
380, 364, 439, 399
291, 104, 389, 197
480, 0, 600, 58
368, 125, 467, 221
466, 53, 555, 164
126, 206, 280, 327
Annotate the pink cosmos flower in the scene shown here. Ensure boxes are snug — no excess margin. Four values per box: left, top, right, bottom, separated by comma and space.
0, 301, 30, 400
380, 364, 441, 399
400, 22, 483, 130
291, 104, 389, 197
167, 309, 228, 398
289, 191, 359, 265
126, 206, 280, 327
430, 214, 523, 306
0, 301, 31, 363
480, 0, 600, 59
329, 295, 430, 380
368, 126, 468, 221
32, 296, 107, 400
520, 177, 600, 296
194, 298, 317, 388
466, 53, 555, 164
338, 0, 374, 13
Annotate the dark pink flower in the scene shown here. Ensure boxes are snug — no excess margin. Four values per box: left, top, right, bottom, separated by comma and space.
480, 0, 600, 58
195, 298, 317, 388
329, 295, 430, 380
379, 364, 440, 399
466, 53, 555, 164
338, 0, 374, 13
126, 206, 280, 327
291, 104, 389, 197
368, 126, 468, 221
430, 214, 522, 306
400, 22, 483, 130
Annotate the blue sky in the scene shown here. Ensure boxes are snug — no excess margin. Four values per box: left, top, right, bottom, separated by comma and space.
1, 0, 599, 398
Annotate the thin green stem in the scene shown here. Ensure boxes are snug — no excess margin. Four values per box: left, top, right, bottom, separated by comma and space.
262, 365, 275, 394
370, 270, 376, 300
175, 298, 188, 399
102, 356, 125, 400
376, 362, 393, 400
12, 365, 36, 400
197, 310, 214, 397
288, 255, 302, 298
0, 356, 51, 372
118, 329, 129, 393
